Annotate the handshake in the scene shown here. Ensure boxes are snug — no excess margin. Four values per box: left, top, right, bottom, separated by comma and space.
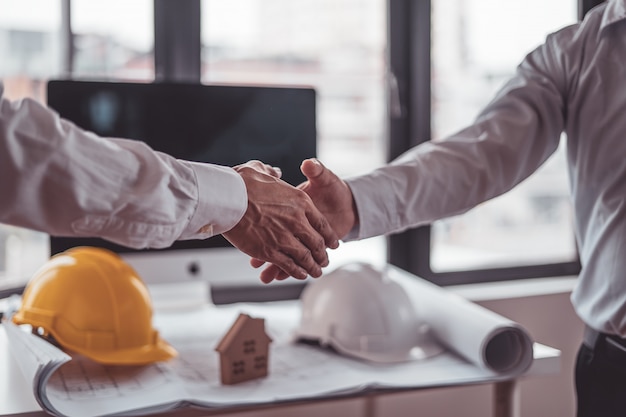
223, 158, 357, 284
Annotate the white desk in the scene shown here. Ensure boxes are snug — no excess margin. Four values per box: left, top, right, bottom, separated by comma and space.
0, 316, 559, 417
0, 264, 562, 417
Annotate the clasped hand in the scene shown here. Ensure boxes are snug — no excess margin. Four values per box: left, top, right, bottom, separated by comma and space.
223, 160, 339, 280
248, 158, 358, 283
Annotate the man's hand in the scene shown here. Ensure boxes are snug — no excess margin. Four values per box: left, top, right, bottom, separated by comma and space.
223, 160, 339, 280
251, 158, 358, 283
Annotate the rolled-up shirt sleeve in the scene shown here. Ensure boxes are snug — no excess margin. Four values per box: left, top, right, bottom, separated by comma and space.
0, 85, 247, 249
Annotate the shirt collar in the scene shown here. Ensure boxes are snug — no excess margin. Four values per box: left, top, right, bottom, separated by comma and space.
601, 0, 626, 31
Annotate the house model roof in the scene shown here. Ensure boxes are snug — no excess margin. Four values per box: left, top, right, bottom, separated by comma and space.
215, 313, 272, 353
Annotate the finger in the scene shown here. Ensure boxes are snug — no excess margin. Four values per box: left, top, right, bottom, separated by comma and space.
279, 238, 323, 278
300, 159, 341, 249
268, 251, 309, 280
260, 264, 291, 283
291, 222, 329, 267
260, 264, 281, 283
250, 258, 266, 269
239, 160, 282, 178
307, 210, 339, 250
300, 158, 323, 179
301, 158, 332, 186
271, 166, 282, 179
273, 270, 290, 281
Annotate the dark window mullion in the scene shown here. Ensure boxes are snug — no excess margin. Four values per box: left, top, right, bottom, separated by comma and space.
61, 0, 73, 76
387, 0, 432, 275
154, 0, 201, 82
579, 0, 606, 19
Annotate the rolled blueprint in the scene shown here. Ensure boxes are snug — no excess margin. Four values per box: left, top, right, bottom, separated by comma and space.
385, 264, 534, 375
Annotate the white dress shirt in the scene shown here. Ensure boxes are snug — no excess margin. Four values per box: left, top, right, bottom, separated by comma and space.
0, 84, 247, 249
346, 0, 626, 336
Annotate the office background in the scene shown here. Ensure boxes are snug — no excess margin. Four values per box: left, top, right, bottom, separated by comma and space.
0, 0, 606, 415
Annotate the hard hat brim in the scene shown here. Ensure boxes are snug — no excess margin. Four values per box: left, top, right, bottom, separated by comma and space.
74, 337, 178, 366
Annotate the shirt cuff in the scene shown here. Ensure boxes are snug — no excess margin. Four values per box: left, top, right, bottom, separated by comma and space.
344, 173, 398, 241
179, 162, 248, 240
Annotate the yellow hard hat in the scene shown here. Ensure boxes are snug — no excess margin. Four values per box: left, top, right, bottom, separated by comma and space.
13, 247, 177, 365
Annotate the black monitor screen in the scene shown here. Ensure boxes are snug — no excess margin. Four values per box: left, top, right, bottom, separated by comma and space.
47, 80, 317, 255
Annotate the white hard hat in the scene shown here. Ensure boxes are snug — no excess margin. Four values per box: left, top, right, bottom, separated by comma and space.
294, 262, 442, 363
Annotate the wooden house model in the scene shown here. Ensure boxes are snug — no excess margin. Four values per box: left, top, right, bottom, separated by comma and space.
215, 313, 272, 385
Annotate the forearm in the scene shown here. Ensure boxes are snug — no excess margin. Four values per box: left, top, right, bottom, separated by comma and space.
0, 93, 247, 249
346, 61, 565, 240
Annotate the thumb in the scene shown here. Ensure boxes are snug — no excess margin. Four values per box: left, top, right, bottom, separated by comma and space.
301, 158, 333, 186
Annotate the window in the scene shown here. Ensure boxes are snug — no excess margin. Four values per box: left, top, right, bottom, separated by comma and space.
388, 0, 584, 285
0, 0, 154, 295
201, 0, 388, 267
430, 0, 578, 273
0, 0, 62, 293
72, 0, 154, 80
0, 0, 62, 101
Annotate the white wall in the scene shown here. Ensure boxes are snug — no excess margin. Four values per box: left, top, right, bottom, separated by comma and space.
196, 277, 583, 417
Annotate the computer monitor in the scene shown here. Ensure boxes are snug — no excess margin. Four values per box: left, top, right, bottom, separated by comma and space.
46, 80, 317, 293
